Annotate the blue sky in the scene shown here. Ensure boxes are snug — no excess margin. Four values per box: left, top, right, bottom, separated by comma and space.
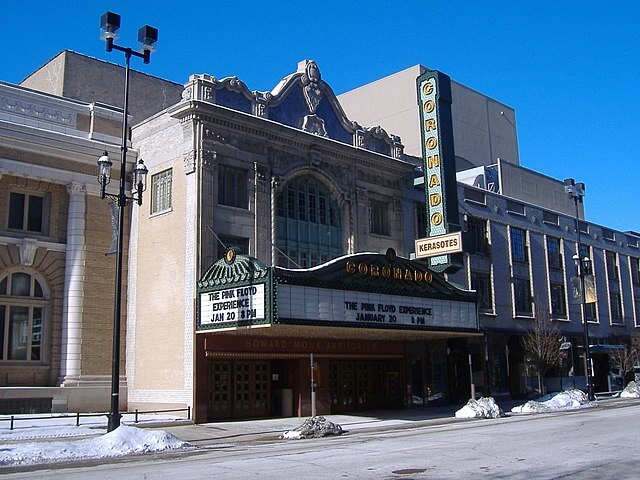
2, 1, 639, 232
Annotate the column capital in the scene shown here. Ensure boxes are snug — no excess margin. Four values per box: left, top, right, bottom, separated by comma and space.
67, 181, 86, 195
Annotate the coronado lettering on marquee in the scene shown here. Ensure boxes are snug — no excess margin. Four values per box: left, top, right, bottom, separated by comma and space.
345, 260, 433, 283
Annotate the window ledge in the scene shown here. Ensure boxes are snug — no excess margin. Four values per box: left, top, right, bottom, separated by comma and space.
219, 204, 250, 213
463, 199, 487, 207
149, 207, 173, 219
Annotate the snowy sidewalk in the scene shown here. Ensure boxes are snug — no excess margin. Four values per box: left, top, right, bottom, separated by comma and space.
1, 394, 638, 469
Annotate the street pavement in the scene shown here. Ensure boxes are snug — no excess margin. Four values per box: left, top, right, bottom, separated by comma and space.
155, 397, 625, 446
3, 396, 639, 479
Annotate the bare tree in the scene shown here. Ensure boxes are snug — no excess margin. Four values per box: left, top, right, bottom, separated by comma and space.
521, 307, 562, 395
609, 346, 639, 385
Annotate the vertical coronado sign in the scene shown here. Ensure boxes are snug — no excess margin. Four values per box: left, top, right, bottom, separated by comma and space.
416, 69, 461, 273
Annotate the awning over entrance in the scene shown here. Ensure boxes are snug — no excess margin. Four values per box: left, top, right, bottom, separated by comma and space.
197, 249, 479, 336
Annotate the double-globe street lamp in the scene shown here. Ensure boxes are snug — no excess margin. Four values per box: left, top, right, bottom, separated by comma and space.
97, 11, 157, 432
564, 178, 596, 401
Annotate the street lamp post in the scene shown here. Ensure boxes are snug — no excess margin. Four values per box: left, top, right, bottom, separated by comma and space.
98, 11, 157, 432
564, 178, 595, 401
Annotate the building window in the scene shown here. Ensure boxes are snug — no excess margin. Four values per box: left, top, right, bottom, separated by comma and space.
510, 227, 528, 263
471, 271, 493, 312
635, 296, 640, 327
585, 302, 597, 322
506, 200, 525, 215
631, 257, 640, 285
464, 187, 486, 205
8, 192, 44, 233
217, 235, 249, 257
578, 221, 588, 234
605, 251, 619, 281
610, 292, 623, 324
550, 283, 567, 318
542, 210, 559, 226
466, 217, 489, 255
602, 228, 615, 241
513, 277, 532, 316
276, 176, 342, 268
150, 169, 172, 214
218, 165, 248, 209
369, 200, 389, 236
0, 272, 46, 361
546, 236, 562, 270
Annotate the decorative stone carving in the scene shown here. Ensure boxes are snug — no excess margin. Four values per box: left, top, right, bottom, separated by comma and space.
356, 188, 368, 206
183, 74, 218, 103
201, 150, 217, 169
309, 146, 322, 167
204, 128, 228, 144
66, 181, 86, 195
255, 102, 267, 118
300, 60, 328, 138
302, 115, 327, 137
302, 61, 322, 114
183, 150, 197, 174
1, 96, 75, 126
19, 238, 38, 266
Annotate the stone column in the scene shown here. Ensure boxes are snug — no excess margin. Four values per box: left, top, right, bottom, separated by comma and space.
59, 181, 86, 385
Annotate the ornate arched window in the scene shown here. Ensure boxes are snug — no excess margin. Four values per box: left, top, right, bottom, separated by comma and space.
275, 176, 342, 267
0, 271, 47, 361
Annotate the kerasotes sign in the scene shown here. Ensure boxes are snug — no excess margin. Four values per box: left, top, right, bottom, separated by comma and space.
417, 69, 460, 272
415, 231, 462, 259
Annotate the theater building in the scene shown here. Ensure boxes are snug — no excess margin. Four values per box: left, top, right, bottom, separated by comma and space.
194, 250, 477, 421
126, 60, 484, 419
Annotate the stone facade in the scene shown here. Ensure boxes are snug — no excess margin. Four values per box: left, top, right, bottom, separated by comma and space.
0, 79, 135, 412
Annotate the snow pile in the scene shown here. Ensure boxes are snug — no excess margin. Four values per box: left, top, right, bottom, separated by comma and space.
511, 389, 590, 413
0, 425, 193, 467
454, 397, 504, 419
620, 381, 640, 398
281, 416, 344, 440
0, 412, 188, 442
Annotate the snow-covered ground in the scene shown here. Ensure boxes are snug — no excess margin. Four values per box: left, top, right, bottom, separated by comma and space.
455, 389, 599, 418
0, 413, 193, 468
620, 381, 640, 398
510, 389, 591, 414
454, 397, 504, 419
0, 425, 192, 467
